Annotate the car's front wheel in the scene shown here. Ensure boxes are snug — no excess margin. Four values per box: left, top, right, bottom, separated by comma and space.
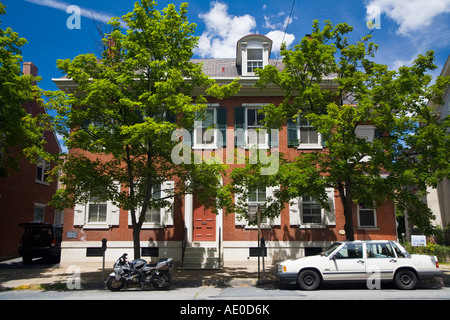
394, 269, 418, 290
297, 269, 321, 290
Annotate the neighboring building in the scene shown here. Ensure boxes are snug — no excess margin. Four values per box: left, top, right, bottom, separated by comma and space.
54, 35, 398, 268
0, 62, 62, 260
427, 53, 450, 229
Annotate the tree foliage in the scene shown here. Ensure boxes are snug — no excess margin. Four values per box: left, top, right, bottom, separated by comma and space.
0, 2, 47, 176
46, 1, 240, 258
256, 20, 450, 239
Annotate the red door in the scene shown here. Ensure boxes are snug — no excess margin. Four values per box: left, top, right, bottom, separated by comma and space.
193, 195, 216, 241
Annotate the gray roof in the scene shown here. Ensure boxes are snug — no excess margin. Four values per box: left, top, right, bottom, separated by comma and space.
191, 58, 284, 78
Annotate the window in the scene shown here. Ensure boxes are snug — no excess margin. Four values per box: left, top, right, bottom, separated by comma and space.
248, 188, 268, 224
289, 188, 336, 227
246, 108, 267, 147
194, 108, 216, 147
358, 203, 377, 228
73, 182, 120, 228
87, 186, 108, 223
247, 49, 263, 73
334, 243, 363, 259
36, 158, 50, 183
128, 181, 175, 228
144, 184, 161, 224
299, 117, 319, 145
287, 116, 322, 149
88, 195, 107, 223
366, 243, 396, 258
34, 204, 46, 222
301, 196, 322, 224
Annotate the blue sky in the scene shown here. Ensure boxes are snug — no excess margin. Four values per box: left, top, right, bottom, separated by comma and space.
2, 0, 450, 92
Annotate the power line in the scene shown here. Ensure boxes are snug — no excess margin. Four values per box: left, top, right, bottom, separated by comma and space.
276, 0, 296, 67
281, 0, 296, 47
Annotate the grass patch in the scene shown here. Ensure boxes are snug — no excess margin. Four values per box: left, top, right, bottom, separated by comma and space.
10, 282, 69, 291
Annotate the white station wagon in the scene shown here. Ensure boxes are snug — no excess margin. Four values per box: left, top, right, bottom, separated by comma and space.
276, 240, 442, 290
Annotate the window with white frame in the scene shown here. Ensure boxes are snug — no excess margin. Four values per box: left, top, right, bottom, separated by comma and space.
144, 183, 161, 224
73, 182, 121, 228
298, 116, 321, 148
36, 158, 50, 183
247, 48, 263, 73
301, 196, 322, 224
194, 108, 216, 148
248, 188, 268, 224
235, 185, 281, 228
358, 203, 377, 228
128, 181, 175, 229
88, 193, 107, 223
289, 188, 336, 227
246, 108, 267, 147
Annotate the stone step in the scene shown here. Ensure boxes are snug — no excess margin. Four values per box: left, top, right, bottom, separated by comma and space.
181, 246, 222, 269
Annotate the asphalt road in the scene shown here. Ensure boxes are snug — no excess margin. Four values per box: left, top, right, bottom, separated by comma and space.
1, 280, 450, 300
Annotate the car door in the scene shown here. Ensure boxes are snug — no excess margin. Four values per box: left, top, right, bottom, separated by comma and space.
328, 243, 366, 281
365, 242, 398, 280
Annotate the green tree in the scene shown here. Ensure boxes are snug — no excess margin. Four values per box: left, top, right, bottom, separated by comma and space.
256, 20, 450, 240
0, 2, 47, 176
46, 1, 239, 258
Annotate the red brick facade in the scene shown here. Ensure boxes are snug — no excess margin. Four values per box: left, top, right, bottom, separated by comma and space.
56, 35, 398, 266
0, 62, 61, 260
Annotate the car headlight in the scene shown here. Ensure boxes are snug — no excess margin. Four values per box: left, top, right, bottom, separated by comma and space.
277, 264, 287, 273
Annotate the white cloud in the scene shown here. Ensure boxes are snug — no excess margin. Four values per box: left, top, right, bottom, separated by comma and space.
26, 0, 117, 25
196, 2, 257, 58
196, 1, 295, 58
366, 0, 450, 35
266, 30, 295, 53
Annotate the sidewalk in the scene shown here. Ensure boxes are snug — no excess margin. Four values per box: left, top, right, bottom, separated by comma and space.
0, 258, 277, 291
1, 258, 449, 291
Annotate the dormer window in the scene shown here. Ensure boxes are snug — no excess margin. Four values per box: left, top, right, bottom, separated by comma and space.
247, 49, 263, 73
236, 34, 272, 77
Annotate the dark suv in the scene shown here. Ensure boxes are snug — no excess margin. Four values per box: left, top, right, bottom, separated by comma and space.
18, 222, 63, 264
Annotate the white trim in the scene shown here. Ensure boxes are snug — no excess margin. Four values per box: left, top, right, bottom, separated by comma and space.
357, 203, 378, 228
193, 105, 220, 150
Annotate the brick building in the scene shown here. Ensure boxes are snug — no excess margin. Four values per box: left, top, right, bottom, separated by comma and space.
54, 35, 398, 267
0, 62, 61, 260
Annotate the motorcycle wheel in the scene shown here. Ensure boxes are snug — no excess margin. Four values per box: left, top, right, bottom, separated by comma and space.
106, 276, 126, 291
152, 271, 172, 290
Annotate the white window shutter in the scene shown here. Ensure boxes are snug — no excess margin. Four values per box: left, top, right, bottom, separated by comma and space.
107, 181, 121, 226
267, 186, 281, 226
324, 188, 336, 226
73, 203, 86, 226
289, 197, 301, 226
161, 181, 174, 226
234, 188, 247, 226
107, 202, 120, 226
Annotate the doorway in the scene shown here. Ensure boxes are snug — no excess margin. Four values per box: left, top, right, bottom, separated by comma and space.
193, 195, 216, 241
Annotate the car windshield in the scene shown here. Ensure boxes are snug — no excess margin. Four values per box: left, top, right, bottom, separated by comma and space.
320, 242, 342, 257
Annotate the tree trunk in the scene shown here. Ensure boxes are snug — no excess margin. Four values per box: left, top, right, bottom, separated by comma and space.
133, 226, 141, 260
338, 182, 355, 241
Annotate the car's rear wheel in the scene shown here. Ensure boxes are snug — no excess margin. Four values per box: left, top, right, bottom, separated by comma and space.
297, 269, 321, 290
394, 269, 418, 290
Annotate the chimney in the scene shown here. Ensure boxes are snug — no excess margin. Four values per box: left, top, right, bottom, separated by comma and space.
23, 62, 38, 77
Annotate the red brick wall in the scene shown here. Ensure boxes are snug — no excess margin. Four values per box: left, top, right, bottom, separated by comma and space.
62, 95, 397, 244
0, 63, 61, 259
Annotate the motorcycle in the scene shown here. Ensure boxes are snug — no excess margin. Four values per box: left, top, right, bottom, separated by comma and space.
106, 253, 173, 291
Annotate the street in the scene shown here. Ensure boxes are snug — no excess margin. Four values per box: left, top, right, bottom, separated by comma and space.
1, 281, 449, 300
